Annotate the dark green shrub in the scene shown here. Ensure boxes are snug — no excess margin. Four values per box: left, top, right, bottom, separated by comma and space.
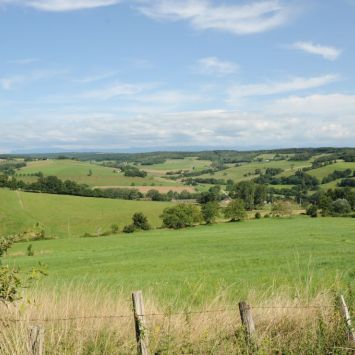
27, 244, 34, 256
255, 212, 261, 219
123, 224, 135, 233
306, 205, 318, 218
132, 212, 151, 230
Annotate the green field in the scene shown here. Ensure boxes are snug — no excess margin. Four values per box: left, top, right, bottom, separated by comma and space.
308, 161, 355, 180
0, 188, 172, 238
141, 157, 211, 172
197, 159, 309, 182
16, 159, 180, 187
4, 216, 355, 303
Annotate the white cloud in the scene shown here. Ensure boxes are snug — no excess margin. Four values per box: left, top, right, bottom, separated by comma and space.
291, 41, 342, 61
269, 93, 355, 115
197, 57, 238, 75
228, 74, 339, 100
136, 0, 291, 35
2, 101, 354, 151
0, 0, 120, 12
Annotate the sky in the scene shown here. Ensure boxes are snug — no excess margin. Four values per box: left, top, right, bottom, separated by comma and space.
0, 0, 354, 153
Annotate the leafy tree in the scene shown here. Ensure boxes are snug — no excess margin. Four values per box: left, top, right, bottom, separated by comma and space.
161, 204, 202, 229
197, 185, 222, 204
233, 181, 255, 210
120, 165, 147, 178
254, 184, 267, 206
271, 200, 293, 217
331, 199, 351, 215
201, 201, 220, 224
223, 199, 246, 222
319, 194, 333, 216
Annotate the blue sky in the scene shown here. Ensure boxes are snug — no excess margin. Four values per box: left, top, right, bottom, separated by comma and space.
0, 0, 354, 152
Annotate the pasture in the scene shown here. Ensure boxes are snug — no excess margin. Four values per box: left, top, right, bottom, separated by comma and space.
308, 161, 355, 180
5, 216, 355, 303
16, 159, 181, 188
0, 188, 172, 238
197, 159, 310, 182
141, 157, 211, 172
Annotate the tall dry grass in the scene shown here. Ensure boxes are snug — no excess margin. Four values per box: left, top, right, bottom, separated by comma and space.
0, 284, 352, 354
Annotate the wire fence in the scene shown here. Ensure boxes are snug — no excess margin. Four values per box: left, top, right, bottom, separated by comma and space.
0, 303, 338, 323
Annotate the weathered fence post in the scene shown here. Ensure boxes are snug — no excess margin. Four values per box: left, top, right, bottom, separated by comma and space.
339, 295, 355, 344
239, 301, 256, 344
132, 291, 149, 355
28, 325, 44, 355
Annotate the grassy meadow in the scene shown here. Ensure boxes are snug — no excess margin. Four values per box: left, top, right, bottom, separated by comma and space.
4, 216, 354, 304
16, 159, 182, 188
141, 157, 211, 172
0, 188, 172, 238
308, 161, 355, 179
198, 159, 310, 182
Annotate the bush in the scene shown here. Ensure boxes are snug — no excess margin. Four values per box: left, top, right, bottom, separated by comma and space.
123, 224, 135, 233
132, 212, 151, 230
111, 224, 119, 234
306, 205, 318, 218
27, 244, 34, 256
255, 212, 261, 219
264, 213, 270, 218
161, 204, 202, 229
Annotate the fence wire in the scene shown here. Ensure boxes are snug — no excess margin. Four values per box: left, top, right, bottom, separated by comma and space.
0, 304, 336, 323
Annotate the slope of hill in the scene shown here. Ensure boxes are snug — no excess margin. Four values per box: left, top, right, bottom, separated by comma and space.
0, 188, 172, 238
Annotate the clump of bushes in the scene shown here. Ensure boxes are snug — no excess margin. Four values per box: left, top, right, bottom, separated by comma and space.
123, 212, 151, 233
255, 211, 261, 219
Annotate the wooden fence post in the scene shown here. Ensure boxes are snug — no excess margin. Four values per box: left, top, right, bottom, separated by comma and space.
339, 295, 355, 344
28, 325, 44, 355
132, 291, 149, 355
239, 301, 256, 342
